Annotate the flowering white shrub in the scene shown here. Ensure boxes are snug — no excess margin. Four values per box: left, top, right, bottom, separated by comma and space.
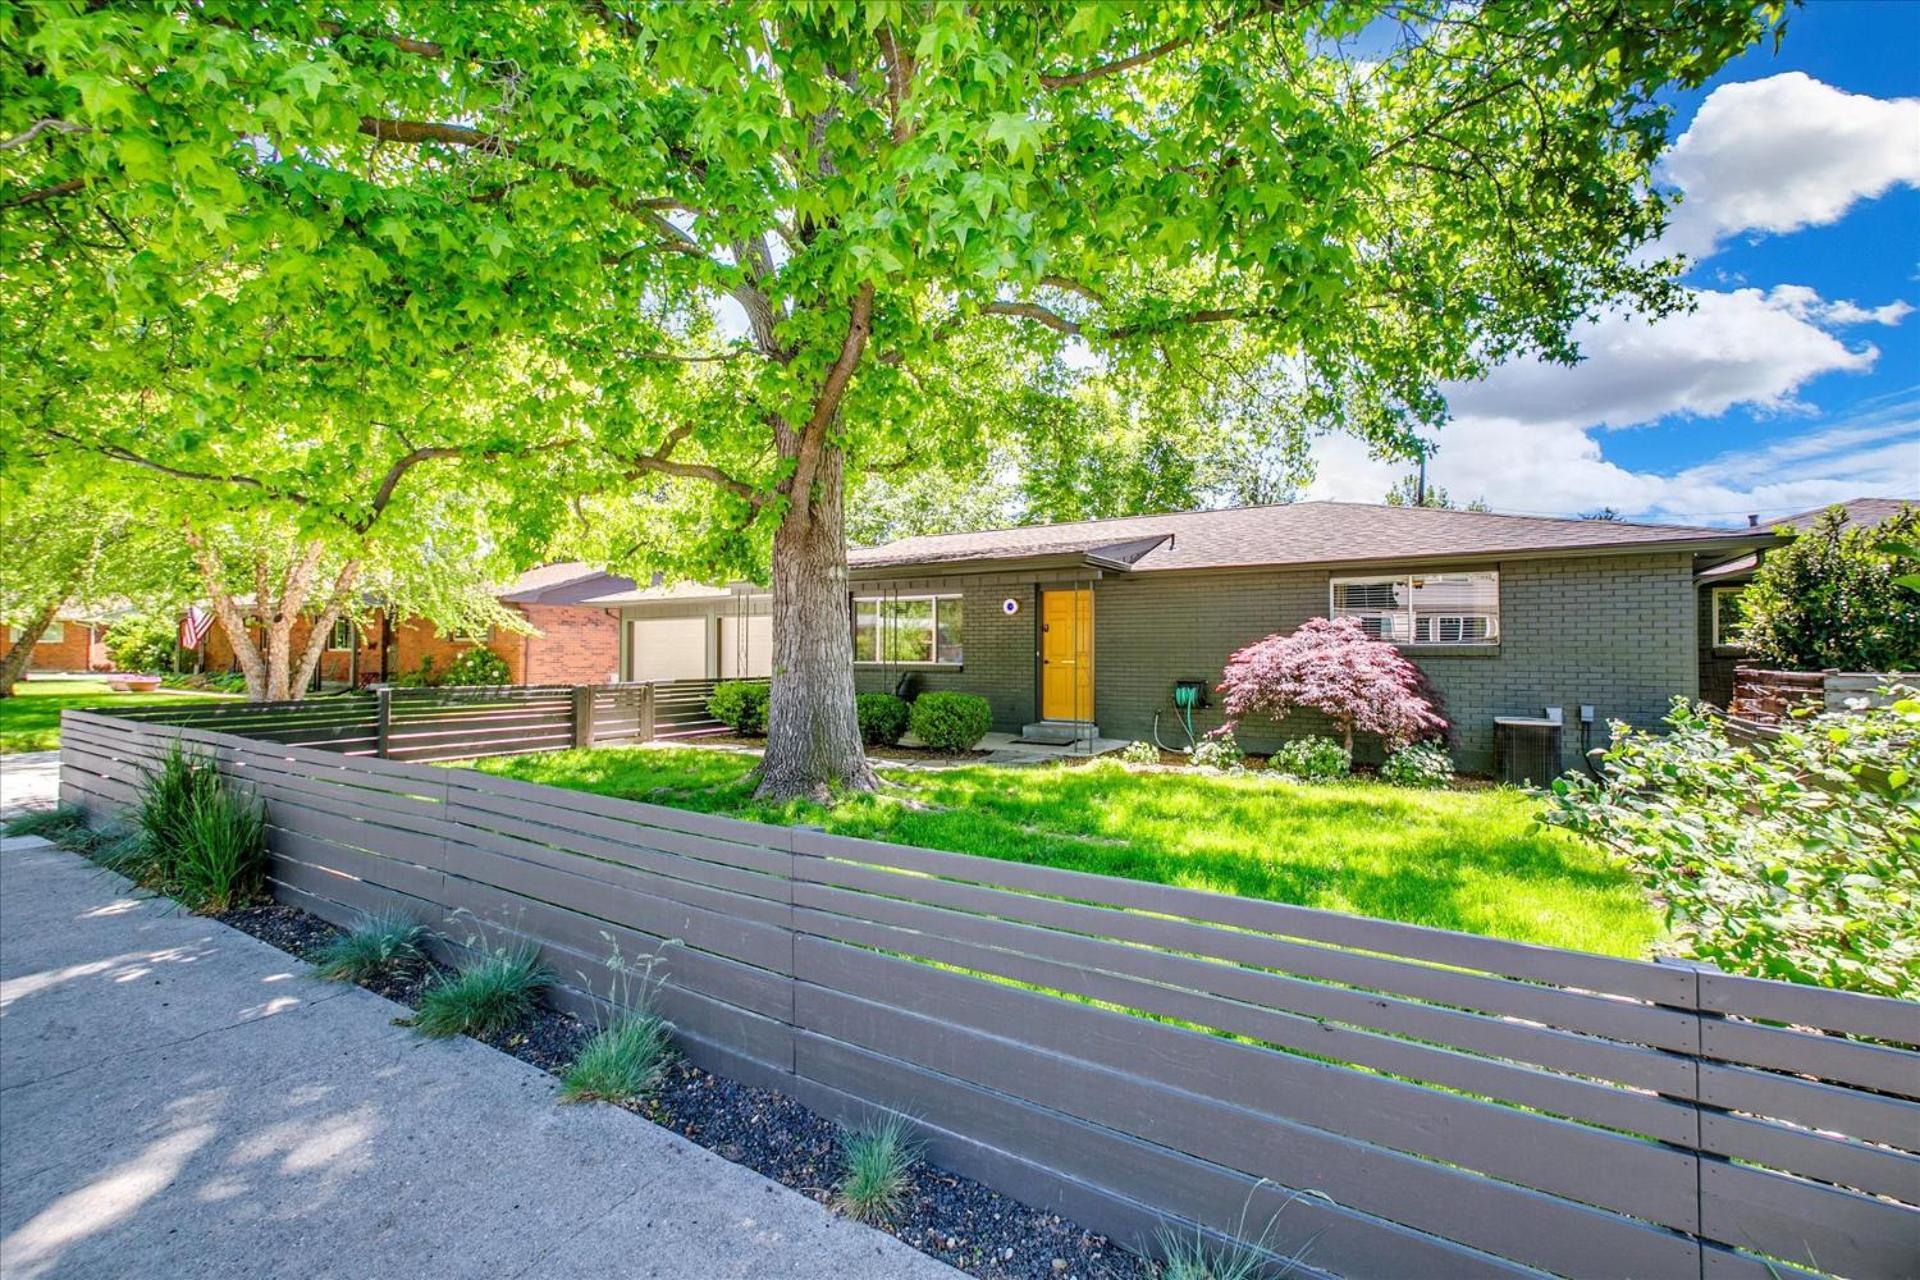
1190, 729, 1245, 771
1118, 740, 1160, 764
1219, 617, 1446, 753
1380, 742, 1453, 788
1268, 735, 1351, 781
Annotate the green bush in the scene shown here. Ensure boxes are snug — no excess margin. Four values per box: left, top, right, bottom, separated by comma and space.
1545, 695, 1920, 997
442, 646, 511, 687
561, 1012, 674, 1104
172, 785, 267, 913
413, 943, 551, 1038
707, 680, 770, 735
855, 693, 910, 746
1118, 740, 1160, 764
121, 742, 266, 911
834, 1115, 920, 1225
394, 655, 439, 688
1190, 729, 1245, 771
104, 615, 178, 673
311, 910, 429, 982
1380, 741, 1454, 788
1739, 504, 1919, 671
907, 691, 992, 752
1269, 735, 1351, 781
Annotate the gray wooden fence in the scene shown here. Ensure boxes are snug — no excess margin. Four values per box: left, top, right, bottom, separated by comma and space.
56, 710, 1920, 1280
96, 678, 739, 762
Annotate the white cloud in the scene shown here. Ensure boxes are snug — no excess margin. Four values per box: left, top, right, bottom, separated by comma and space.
1442, 286, 1881, 431
1302, 284, 1913, 524
1659, 72, 1920, 260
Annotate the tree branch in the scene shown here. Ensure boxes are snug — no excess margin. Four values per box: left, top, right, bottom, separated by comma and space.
1, 118, 89, 151
617, 424, 763, 504
1040, 35, 1196, 89
0, 178, 86, 210
786, 284, 875, 529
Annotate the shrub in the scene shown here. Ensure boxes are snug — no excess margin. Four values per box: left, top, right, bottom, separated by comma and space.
394, 655, 440, 688
171, 784, 267, 913
442, 646, 511, 687
104, 615, 178, 674
1268, 735, 1351, 782
834, 1115, 920, 1224
1544, 695, 1920, 997
311, 910, 429, 982
120, 742, 267, 910
413, 943, 551, 1038
1118, 740, 1160, 764
1219, 617, 1446, 754
854, 692, 910, 746
707, 680, 770, 735
561, 1013, 674, 1104
1380, 742, 1453, 789
1739, 504, 1919, 671
1190, 728, 1245, 771
908, 691, 992, 752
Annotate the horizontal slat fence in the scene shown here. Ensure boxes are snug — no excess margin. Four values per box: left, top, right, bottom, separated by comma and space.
95, 677, 735, 761
58, 711, 1920, 1280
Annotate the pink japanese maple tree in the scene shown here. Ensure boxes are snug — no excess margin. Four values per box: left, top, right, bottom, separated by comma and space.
1218, 616, 1447, 752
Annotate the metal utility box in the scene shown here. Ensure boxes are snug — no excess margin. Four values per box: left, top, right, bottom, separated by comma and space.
1494, 717, 1563, 786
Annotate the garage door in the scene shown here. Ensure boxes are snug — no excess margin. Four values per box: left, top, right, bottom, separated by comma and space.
628, 617, 709, 682
718, 614, 772, 678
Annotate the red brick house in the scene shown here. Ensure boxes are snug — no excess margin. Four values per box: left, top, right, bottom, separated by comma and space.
7, 615, 113, 673
197, 564, 621, 689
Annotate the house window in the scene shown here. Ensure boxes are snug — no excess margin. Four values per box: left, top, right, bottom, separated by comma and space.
12, 622, 65, 644
328, 617, 354, 650
1711, 587, 1748, 649
852, 594, 963, 665
1331, 571, 1499, 646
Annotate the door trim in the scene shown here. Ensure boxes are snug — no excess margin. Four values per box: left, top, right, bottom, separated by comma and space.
1038, 586, 1095, 722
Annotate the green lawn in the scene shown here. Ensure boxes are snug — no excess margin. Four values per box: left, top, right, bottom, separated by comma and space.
0, 680, 240, 754
470, 746, 1662, 957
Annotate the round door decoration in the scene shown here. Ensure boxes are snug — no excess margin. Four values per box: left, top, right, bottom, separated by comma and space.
1002, 597, 1020, 615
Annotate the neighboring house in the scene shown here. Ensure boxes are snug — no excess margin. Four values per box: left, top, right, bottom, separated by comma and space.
841, 501, 1771, 772
5, 615, 112, 673
1695, 497, 1916, 708
196, 563, 621, 688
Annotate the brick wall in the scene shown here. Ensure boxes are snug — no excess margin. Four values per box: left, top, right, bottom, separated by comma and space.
13, 619, 109, 672
856, 552, 1699, 773
200, 604, 616, 688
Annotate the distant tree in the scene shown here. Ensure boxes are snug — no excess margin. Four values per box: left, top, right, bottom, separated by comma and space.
1740, 506, 1920, 672
1580, 507, 1624, 521
1218, 616, 1448, 754
1384, 474, 1491, 512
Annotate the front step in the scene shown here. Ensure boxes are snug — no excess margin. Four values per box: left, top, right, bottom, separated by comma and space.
1019, 719, 1098, 746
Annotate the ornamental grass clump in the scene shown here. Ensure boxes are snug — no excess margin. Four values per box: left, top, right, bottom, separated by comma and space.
311, 910, 429, 983
1545, 693, 1920, 997
1218, 617, 1446, 756
3, 803, 93, 844
561, 1013, 674, 1104
122, 742, 268, 911
413, 942, 551, 1038
834, 1115, 920, 1225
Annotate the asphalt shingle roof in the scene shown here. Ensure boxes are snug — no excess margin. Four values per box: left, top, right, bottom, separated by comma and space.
1776, 497, 1915, 531
848, 501, 1767, 574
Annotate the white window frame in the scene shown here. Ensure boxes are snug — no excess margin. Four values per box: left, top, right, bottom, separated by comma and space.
15, 622, 66, 644
1330, 571, 1500, 647
1711, 586, 1749, 649
327, 616, 354, 651
852, 593, 964, 666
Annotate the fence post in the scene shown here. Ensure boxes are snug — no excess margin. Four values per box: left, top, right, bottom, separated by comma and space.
375, 686, 392, 758
573, 684, 595, 749
639, 682, 655, 743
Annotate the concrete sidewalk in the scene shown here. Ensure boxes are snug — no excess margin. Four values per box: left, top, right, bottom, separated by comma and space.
0, 837, 958, 1280
0, 751, 60, 819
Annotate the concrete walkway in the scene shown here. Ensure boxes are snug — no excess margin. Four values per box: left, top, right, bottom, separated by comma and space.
0, 751, 60, 819
0, 837, 958, 1280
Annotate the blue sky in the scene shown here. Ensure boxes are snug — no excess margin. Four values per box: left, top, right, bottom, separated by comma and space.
1307, 1, 1920, 526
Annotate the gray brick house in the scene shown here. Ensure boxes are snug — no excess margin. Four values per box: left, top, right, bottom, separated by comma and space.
843, 502, 1773, 772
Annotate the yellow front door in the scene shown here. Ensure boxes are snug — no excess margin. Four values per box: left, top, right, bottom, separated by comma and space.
1041, 588, 1094, 721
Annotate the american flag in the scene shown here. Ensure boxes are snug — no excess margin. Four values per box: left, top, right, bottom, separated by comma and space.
180, 606, 214, 649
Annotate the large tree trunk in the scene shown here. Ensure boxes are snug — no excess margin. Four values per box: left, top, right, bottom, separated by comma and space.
289, 560, 361, 696
755, 446, 876, 802
0, 598, 61, 698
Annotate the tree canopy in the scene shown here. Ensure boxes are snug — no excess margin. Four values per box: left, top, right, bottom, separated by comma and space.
2, 0, 1786, 792
1740, 506, 1920, 673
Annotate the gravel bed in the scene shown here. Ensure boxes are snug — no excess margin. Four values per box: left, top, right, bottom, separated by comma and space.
216, 895, 1148, 1280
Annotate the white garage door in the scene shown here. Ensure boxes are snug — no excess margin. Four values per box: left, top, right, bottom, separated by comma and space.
718, 614, 772, 678
628, 617, 710, 682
